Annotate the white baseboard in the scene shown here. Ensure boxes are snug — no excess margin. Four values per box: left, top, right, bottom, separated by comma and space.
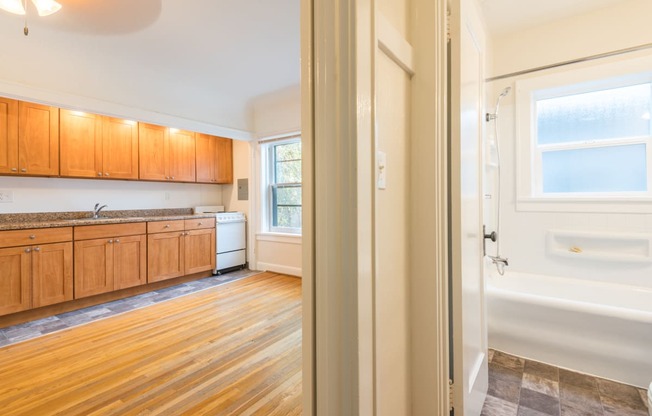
256, 262, 302, 278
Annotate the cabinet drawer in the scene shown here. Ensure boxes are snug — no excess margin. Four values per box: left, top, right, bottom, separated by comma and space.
0, 227, 72, 249
147, 220, 185, 234
184, 217, 215, 230
75, 222, 146, 240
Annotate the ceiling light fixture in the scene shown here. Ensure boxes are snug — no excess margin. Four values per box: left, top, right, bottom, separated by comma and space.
0, 0, 62, 35
0, 0, 61, 16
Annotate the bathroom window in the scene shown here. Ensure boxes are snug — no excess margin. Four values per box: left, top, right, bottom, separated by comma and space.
262, 137, 302, 234
515, 57, 652, 213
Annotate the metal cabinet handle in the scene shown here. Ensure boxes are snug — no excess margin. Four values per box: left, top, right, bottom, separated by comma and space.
98, 172, 103, 176
171, 176, 175, 180
105, 173, 110, 177
20, 168, 27, 172
25, 248, 31, 253
108, 239, 114, 244
198, 222, 203, 225
11, 167, 17, 172
164, 224, 170, 228
29, 235, 36, 240
33, 247, 40, 252
115, 239, 120, 243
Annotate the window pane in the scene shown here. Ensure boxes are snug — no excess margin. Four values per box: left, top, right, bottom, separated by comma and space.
542, 144, 647, 193
276, 160, 301, 183
537, 83, 651, 145
276, 185, 302, 206
275, 206, 302, 228
275, 142, 301, 161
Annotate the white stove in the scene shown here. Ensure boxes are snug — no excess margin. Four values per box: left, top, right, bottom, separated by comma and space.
194, 206, 247, 273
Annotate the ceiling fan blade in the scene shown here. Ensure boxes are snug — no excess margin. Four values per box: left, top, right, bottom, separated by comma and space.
31, 0, 62, 16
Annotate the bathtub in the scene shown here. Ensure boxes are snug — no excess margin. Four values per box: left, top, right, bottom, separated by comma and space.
486, 270, 652, 387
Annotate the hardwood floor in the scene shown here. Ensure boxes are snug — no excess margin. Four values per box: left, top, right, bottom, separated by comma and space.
0, 272, 302, 415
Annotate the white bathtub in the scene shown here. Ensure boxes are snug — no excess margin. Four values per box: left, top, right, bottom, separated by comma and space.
486, 270, 652, 387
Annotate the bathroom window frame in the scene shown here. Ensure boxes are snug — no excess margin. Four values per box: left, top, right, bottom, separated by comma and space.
515, 54, 652, 213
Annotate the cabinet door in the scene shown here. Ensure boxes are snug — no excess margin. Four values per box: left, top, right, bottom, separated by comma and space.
195, 133, 216, 183
184, 228, 215, 275
169, 129, 196, 182
103, 117, 139, 180
18, 101, 59, 176
147, 232, 185, 283
0, 246, 31, 315
215, 137, 233, 184
74, 238, 113, 298
139, 123, 169, 181
0, 97, 18, 174
32, 242, 73, 308
113, 234, 147, 290
59, 110, 103, 178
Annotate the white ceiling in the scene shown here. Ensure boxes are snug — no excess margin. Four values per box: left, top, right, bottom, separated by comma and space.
0, 0, 300, 134
480, 0, 633, 35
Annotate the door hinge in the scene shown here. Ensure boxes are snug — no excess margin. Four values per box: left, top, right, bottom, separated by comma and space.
446, 10, 451, 43
449, 379, 454, 411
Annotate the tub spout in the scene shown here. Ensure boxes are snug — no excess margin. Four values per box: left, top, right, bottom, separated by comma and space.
490, 256, 509, 276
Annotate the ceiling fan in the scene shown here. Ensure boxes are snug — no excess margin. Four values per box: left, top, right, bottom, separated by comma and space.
0, 0, 62, 16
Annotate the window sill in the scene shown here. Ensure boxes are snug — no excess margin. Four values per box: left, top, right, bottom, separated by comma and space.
256, 232, 302, 245
516, 197, 652, 214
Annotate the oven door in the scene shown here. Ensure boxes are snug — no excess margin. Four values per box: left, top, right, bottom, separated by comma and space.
216, 221, 246, 253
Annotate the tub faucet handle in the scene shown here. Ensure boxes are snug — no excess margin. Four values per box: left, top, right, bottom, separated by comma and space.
484, 230, 497, 242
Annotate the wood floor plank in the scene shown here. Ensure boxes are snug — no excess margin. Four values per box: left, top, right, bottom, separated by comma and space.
0, 272, 302, 415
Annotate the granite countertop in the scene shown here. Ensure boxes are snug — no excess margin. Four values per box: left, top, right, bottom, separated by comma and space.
0, 208, 217, 231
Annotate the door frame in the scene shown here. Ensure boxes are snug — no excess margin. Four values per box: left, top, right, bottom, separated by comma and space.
302, 0, 450, 414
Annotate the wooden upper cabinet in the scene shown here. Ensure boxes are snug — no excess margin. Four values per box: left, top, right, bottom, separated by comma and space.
195, 133, 233, 184
60, 113, 139, 180
102, 117, 139, 180
59, 110, 102, 178
140, 124, 195, 182
168, 129, 196, 182
0, 97, 18, 174
18, 101, 59, 176
139, 123, 169, 181
215, 137, 233, 184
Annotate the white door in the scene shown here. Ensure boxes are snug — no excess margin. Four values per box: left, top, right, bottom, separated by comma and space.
450, 0, 489, 414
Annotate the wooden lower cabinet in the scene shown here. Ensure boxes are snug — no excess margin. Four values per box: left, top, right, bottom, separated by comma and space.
0, 241, 73, 315
148, 224, 215, 283
75, 235, 146, 299
148, 231, 185, 283
185, 229, 216, 275
32, 242, 73, 308
0, 247, 31, 315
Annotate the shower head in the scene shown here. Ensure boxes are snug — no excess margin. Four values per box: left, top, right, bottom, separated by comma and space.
486, 86, 512, 122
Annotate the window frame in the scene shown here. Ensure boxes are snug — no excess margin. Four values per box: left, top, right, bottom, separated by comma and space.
515, 54, 652, 213
263, 137, 302, 235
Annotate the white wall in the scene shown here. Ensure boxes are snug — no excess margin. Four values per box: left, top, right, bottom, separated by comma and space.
0, 176, 221, 214
485, 0, 652, 288
250, 84, 303, 276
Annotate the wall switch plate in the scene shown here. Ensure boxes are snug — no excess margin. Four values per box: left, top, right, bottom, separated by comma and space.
377, 151, 387, 190
0, 190, 14, 203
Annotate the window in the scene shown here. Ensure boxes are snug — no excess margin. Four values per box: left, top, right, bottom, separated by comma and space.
264, 138, 302, 234
515, 56, 652, 212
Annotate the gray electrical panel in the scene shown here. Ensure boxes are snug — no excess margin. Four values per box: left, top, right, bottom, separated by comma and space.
238, 178, 249, 201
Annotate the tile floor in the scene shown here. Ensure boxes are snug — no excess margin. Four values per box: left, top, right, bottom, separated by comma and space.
482, 349, 650, 416
0, 268, 260, 348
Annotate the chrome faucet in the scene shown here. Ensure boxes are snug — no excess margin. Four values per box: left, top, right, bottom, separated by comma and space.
93, 203, 108, 219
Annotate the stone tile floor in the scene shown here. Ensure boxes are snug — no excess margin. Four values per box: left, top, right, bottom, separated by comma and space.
482, 349, 650, 416
0, 268, 260, 348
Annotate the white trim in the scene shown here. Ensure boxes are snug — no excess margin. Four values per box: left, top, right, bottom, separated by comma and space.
256, 233, 303, 245
0, 79, 253, 141
257, 262, 303, 277
255, 128, 302, 141
376, 12, 415, 77
409, 0, 450, 413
